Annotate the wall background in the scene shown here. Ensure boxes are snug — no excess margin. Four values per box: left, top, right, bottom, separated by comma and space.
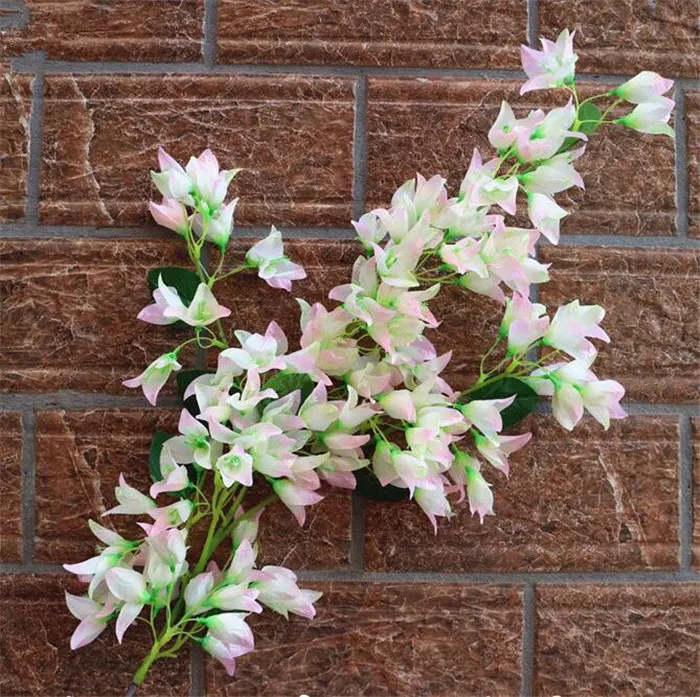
1, 1, 699, 695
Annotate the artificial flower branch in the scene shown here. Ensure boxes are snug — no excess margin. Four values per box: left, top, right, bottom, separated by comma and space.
62, 30, 675, 692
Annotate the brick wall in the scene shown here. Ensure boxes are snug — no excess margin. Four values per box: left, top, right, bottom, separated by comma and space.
1, 2, 699, 696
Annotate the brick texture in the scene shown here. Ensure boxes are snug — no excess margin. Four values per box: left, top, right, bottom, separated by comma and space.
2, 7, 698, 697
0, 413, 23, 562
366, 79, 677, 236
34, 409, 351, 568
217, 0, 527, 68
207, 582, 523, 696
534, 584, 700, 696
365, 416, 680, 572
687, 91, 700, 239
0, 65, 31, 222
39, 75, 355, 227
0, 574, 190, 696
540, 247, 700, 403
0, 0, 204, 62
540, 0, 700, 78
0, 238, 190, 393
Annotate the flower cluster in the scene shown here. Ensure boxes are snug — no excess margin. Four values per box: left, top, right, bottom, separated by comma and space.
65, 30, 674, 692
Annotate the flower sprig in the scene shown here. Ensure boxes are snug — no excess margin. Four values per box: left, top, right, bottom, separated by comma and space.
64, 30, 675, 693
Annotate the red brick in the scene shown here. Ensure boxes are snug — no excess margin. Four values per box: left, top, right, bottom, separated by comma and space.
0, 574, 190, 696
535, 584, 700, 696
0, 413, 22, 562
217, 0, 526, 69
366, 78, 676, 236
34, 409, 351, 568
0, 0, 203, 62
0, 238, 190, 394
540, 246, 700, 403
39, 75, 355, 227
365, 416, 680, 572
687, 91, 700, 238
207, 582, 523, 696
540, 0, 699, 78
0, 66, 31, 222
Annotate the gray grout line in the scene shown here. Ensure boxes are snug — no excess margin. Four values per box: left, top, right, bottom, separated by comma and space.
24, 51, 45, 223
9, 52, 699, 88
622, 402, 700, 417
674, 84, 690, 237
0, 224, 173, 239
1, 391, 697, 416
350, 492, 365, 571
526, 0, 539, 48
2, 224, 699, 248
557, 234, 699, 248
520, 583, 536, 697
2, 563, 698, 584
202, 0, 218, 69
294, 569, 700, 584
0, 391, 180, 411
679, 415, 694, 570
190, 643, 205, 697
352, 76, 369, 220
0, 562, 65, 574
20, 409, 37, 565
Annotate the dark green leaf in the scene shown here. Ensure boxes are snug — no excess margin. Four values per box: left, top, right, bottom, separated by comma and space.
458, 377, 539, 429
147, 267, 201, 305
260, 372, 315, 410
354, 467, 409, 502
577, 102, 602, 135
149, 430, 174, 484
176, 369, 212, 417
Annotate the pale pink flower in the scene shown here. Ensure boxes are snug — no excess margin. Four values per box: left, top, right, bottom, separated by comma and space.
544, 300, 610, 360
473, 431, 532, 475
148, 198, 189, 236
580, 379, 627, 430
519, 153, 584, 196
65, 593, 111, 650
500, 293, 550, 354
159, 277, 231, 327
167, 409, 215, 469
151, 147, 192, 203
271, 477, 324, 526
246, 227, 306, 291
520, 29, 577, 94
463, 455, 495, 523
200, 613, 254, 654
105, 568, 150, 643
192, 198, 238, 248
488, 101, 518, 151
200, 635, 244, 677
414, 481, 452, 533
440, 237, 488, 277
223, 322, 287, 374
461, 395, 516, 443
613, 71, 674, 104
215, 445, 254, 488
104, 474, 157, 516
527, 192, 568, 244
184, 148, 240, 209
252, 565, 323, 619
122, 351, 181, 405
618, 96, 675, 137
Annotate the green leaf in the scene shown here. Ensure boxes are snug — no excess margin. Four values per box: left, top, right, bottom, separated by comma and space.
147, 267, 201, 305
354, 467, 409, 502
176, 369, 212, 417
459, 377, 539, 429
261, 372, 315, 410
149, 430, 174, 484
577, 102, 602, 135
